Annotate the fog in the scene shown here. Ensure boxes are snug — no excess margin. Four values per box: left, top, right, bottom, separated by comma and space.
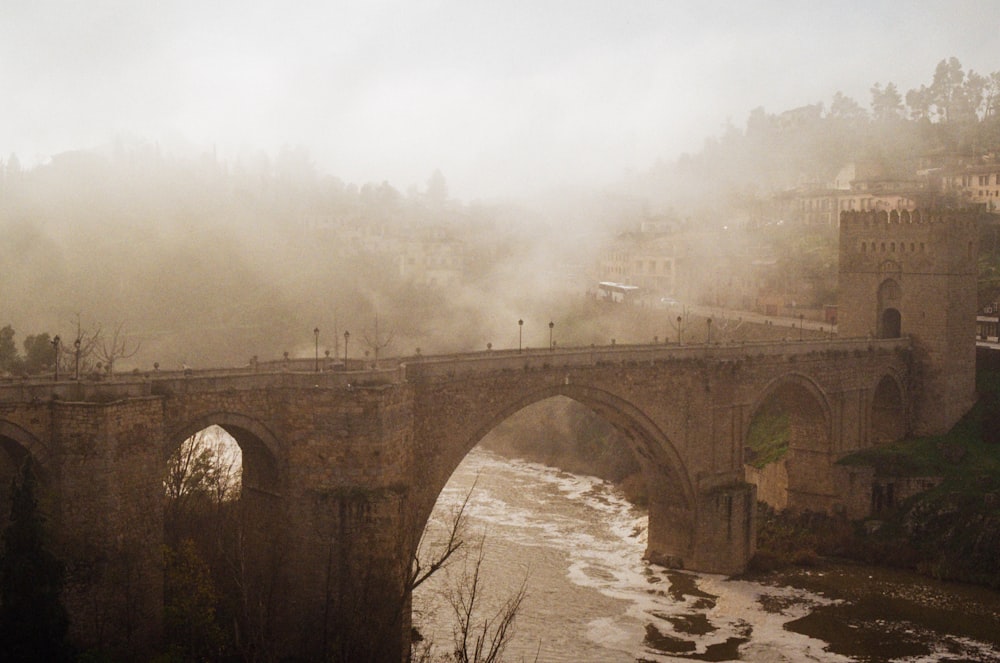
2, 2, 996, 200
2, 2, 998, 370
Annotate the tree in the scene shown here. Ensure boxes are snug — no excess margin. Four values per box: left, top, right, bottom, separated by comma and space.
62, 313, 101, 380
410, 483, 530, 663
164, 427, 242, 537
0, 325, 18, 373
0, 459, 72, 662
363, 313, 394, 367
929, 57, 966, 123
870, 82, 904, 122
446, 536, 528, 663
21, 333, 55, 375
828, 91, 867, 123
94, 321, 140, 376
162, 539, 224, 661
906, 85, 932, 122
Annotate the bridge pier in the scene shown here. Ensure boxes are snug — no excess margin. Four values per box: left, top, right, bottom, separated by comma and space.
277, 487, 411, 662
646, 477, 756, 575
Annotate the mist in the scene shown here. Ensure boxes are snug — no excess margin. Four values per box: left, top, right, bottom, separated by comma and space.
2, 3, 999, 371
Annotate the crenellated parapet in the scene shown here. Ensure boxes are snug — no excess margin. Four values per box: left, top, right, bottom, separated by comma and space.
839, 208, 979, 276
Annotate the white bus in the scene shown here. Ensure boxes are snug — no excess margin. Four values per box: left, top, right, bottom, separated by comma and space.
596, 282, 640, 304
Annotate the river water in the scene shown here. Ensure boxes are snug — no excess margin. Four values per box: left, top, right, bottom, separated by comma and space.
412, 448, 1000, 662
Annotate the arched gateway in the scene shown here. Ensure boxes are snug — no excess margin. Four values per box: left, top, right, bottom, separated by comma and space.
0, 207, 979, 660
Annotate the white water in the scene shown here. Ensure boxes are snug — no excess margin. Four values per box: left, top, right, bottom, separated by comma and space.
412, 448, 999, 662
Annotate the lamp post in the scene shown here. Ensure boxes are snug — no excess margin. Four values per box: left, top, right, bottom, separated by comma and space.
314, 327, 320, 372
799, 314, 804, 341
518, 319, 523, 353
51, 335, 61, 381
74, 338, 81, 380
343, 330, 350, 366
706, 318, 712, 345
676, 315, 682, 345
548, 321, 554, 351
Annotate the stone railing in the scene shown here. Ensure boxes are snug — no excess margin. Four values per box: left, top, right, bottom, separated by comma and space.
0, 336, 911, 402
400, 336, 911, 382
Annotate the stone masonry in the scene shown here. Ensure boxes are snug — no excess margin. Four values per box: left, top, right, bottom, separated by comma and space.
0, 207, 979, 659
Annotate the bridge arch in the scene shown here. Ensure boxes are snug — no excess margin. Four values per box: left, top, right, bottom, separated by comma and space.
0, 420, 52, 523
0, 419, 51, 473
464, 383, 695, 507
413, 382, 698, 578
871, 370, 907, 444
165, 411, 281, 493
744, 372, 834, 511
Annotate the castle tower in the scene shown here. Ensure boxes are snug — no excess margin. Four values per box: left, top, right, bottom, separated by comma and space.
838, 209, 979, 435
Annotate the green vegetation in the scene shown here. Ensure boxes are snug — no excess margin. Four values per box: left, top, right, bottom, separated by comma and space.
745, 410, 789, 470
753, 360, 1000, 589
839, 364, 1000, 481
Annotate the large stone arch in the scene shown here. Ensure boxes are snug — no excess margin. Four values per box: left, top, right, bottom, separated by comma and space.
162, 410, 286, 650
871, 371, 907, 444
412, 382, 698, 575
744, 372, 834, 512
0, 419, 50, 474
165, 410, 281, 494
0, 420, 51, 523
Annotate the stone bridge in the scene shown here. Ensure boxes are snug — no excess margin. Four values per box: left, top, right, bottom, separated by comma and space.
0, 336, 913, 659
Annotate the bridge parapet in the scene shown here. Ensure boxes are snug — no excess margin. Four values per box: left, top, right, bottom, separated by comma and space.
402, 336, 911, 381
0, 366, 402, 403
0, 337, 911, 402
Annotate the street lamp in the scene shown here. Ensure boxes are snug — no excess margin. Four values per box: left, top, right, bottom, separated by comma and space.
314, 327, 320, 372
518, 319, 523, 353
706, 318, 712, 345
343, 330, 350, 366
51, 335, 61, 381
799, 314, 804, 341
676, 315, 682, 345
548, 321, 554, 351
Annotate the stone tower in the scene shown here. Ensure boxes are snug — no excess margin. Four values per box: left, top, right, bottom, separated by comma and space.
838, 208, 979, 434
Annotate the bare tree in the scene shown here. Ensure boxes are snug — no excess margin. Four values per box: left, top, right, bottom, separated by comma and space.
164, 427, 242, 513
94, 321, 141, 376
448, 535, 528, 663
60, 313, 101, 379
362, 313, 394, 367
409, 480, 475, 594
410, 478, 531, 663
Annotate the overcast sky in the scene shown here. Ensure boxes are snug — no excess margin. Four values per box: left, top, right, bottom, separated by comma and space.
2, 1, 998, 200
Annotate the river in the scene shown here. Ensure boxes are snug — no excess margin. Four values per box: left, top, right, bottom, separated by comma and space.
412, 447, 1000, 662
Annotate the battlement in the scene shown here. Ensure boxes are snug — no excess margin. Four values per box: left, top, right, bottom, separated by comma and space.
839, 208, 979, 275
840, 208, 980, 230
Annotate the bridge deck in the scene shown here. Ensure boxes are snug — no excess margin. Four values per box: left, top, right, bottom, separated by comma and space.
0, 336, 910, 403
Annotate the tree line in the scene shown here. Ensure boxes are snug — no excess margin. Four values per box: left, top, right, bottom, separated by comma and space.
0, 320, 139, 379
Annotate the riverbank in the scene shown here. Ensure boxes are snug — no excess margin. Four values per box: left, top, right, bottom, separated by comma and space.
815, 356, 1000, 590
742, 558, 1000, 661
